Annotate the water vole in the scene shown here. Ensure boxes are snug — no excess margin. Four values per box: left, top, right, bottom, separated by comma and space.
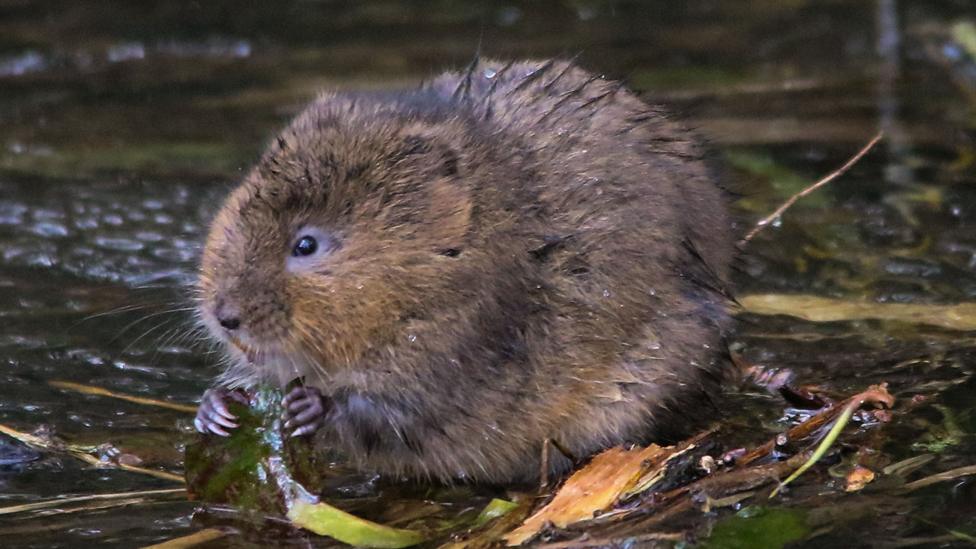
194, 59, 737, 483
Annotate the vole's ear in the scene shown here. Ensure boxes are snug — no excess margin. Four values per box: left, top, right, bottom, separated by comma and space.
395, 127, 472, 254
427, 174, 472, 254
396, 131, 461, 179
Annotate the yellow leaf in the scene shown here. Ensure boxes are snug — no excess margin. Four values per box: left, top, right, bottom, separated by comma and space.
503, 444, 672, 546
287, 499, 425, 548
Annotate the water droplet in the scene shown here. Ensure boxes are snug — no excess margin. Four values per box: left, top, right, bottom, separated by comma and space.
107, 42, 145, 63
483, 68, 497, 79
102, 214, 124, 226
94, 236, 143, 252
0, 50, 46, 77
30, 221, 69, 238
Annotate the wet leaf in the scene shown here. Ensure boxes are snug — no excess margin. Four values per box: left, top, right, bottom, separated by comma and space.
473, 498, 520, 528
287, 499, 424, 548
503, 444, 675, 545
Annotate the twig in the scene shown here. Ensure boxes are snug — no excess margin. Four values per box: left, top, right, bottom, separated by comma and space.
49, 380, 198, 413
900, 464, 976, 493
0, 423, 185, 483
141, 528, 229, 549
0, 488, 185, 516
535, 530, 685, 549
735, 384, 893, 468
739, 131, 884, 246
69, 447, 186, 483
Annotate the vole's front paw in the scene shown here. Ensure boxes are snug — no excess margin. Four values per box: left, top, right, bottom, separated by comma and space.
194, 388, 248, 437
282, 386, 327, 438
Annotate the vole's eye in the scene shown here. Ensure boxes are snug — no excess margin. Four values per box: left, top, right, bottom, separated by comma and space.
286, 227, 336, 272
293, 235, 318, 257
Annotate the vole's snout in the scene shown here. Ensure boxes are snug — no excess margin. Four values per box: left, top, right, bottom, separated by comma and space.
215, 298, 242, 331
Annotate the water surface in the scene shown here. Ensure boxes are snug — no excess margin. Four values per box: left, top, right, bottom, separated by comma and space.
1, 1, 974, 547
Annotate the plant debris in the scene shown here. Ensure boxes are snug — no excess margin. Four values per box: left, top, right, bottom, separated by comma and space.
38, 372, 969, 548
184, 388, 427, 548
503, 444, 677, 545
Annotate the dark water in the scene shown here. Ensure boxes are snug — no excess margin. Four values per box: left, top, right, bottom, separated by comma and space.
0, 1, 974, 547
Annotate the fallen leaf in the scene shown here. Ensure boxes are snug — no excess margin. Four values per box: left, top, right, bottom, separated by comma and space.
473, 498, 520, 528
503, 444, 674, 546
288, 499, 425, 548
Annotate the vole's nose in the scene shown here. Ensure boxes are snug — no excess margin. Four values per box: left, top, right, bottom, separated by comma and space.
215, 299, 242, 331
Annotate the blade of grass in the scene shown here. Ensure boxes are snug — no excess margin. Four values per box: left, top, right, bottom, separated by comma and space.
770, 400, 857, 498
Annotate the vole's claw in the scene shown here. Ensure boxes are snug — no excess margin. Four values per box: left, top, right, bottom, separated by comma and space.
289, 403, 323, 426
208, 423, 231, 437
226, 389, 249, 405
196, 388, 243, 436
208, 411, 239, 430
205, 390, 237, 421
281, 386, 327, 437
290, 420, 323, 438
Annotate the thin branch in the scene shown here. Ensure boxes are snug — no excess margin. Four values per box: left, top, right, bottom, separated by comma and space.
0, 423, 185, 483
739, 131, 884, 246
49, 380, 198, 413
141, 528, 229, 549
0, 488, 185, 516
900, 464, 976, 493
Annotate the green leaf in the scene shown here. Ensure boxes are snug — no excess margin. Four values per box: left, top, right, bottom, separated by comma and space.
288, 499, 425, 548
472, 498, 519, 528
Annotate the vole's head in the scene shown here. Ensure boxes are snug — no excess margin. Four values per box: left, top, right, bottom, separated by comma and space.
197, 93, 487, 387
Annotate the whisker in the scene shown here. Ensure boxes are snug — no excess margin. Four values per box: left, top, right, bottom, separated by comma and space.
119, 317, 182, 356
107, 307, 197, 345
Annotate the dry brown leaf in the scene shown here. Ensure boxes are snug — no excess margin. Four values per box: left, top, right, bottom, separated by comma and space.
503, 444, 674, 546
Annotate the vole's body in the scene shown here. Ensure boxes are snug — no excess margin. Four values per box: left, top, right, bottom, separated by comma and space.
196, 59, 736, 483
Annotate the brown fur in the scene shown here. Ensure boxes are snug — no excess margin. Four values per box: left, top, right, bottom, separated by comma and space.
197, 59, 737, 482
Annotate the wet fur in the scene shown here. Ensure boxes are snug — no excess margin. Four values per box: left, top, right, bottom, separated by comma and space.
197, 59, 737, 482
